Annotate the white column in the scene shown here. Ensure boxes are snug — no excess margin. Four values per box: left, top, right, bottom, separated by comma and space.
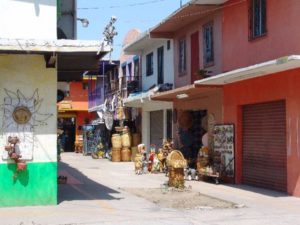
142, 109, 150, 150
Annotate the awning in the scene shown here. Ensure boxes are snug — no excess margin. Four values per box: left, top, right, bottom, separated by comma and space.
150, 84, 221, 101
195, 55, 300, 86
124, 91, 173, 109
123, 92, 151, 108
150, 1, 228, 38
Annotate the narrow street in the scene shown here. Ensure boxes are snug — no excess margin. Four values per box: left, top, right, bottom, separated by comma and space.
0, 152, 300, 225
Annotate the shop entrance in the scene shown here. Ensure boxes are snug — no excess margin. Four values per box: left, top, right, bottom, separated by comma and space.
58, 117, 76, 152
177, 110, 207, 168
242, 100, 287, 192
150, 110, 164, 149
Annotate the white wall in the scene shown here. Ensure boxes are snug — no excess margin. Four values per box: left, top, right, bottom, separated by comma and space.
141, 101, 173, 150
0, 0, 57, 39
0, 54, 57, 163
141, 40, 174, 91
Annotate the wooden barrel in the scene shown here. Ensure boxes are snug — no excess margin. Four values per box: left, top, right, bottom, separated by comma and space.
111, 148, 121, 162
111, 134, 122, 149
121, 131, 131, 147
132, 133, 141, 147
121, 147, 131, 162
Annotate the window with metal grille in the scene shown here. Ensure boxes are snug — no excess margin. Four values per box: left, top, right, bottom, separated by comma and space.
146, 52, 153, 76
178, 38, 186, 74
203, 22, 214, 66
250, 0, 267, 39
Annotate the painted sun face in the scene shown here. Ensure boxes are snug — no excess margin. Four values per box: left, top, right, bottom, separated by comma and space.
1, 89, 52, 132
12, 106, 32, 125
1, 89, 52, 160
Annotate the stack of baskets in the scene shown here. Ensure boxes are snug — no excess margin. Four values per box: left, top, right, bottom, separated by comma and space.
111, 128, 134, 162
130, 132, 141, 161
121, 128, 131, 162
111, 134, 122, 162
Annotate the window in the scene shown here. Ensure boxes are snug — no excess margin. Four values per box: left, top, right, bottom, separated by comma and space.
134, 59, 139, 78
167, 40, 171, 50
178, 38, 186, 74
250, 0, 267, 39
203, 22, 214, 66
146, 52, 153, 76
128, 63, 132, 78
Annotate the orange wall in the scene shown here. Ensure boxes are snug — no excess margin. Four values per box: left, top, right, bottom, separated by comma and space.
223, 0, 300, 72
67, 82, 89, 110
223, 68, 300, 196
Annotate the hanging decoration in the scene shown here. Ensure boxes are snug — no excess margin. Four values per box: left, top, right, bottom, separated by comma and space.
104, 111, 114, 130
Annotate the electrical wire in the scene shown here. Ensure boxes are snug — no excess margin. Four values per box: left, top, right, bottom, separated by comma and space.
78, 0, 167, 10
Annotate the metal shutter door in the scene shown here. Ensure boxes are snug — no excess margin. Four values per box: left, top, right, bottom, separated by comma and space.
242, 100, 287, 192
150, 110, 164, 149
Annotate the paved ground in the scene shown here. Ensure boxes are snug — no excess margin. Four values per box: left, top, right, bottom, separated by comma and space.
1, 152, 300, 225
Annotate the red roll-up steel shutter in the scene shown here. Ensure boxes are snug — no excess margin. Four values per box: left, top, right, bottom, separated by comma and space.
242, 100, 287, 192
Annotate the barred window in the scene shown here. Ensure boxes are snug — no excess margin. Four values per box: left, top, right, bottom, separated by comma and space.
178, 38, 186, 74
250, 0, 267, 39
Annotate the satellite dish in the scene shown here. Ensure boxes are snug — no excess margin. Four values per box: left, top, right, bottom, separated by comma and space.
104, 112, 114, 130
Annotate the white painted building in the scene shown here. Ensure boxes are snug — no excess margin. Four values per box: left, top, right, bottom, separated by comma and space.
0, 0, 109, 207
124, 31, 174, 149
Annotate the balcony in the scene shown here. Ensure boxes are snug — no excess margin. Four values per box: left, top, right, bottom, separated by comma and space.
121, 76, 142, 99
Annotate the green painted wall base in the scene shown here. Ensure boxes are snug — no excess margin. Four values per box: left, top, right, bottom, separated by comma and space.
0, 162, 57, 207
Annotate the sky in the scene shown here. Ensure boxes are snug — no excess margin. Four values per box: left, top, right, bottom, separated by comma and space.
77, 0, 190, 59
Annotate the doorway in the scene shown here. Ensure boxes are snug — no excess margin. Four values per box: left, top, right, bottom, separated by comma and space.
58, 117, 76, 152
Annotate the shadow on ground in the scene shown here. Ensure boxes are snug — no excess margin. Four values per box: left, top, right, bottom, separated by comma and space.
58, 161, 122, 204
225, 183, 288, 198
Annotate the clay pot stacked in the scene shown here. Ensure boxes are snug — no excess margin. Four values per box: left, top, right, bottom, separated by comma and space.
111, 134, 122, 162
121, 128, 131, 162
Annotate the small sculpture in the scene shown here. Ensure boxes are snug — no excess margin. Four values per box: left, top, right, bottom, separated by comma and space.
134, 144, 146, 175
148, 149, 155, 172
4, 136, 27, 173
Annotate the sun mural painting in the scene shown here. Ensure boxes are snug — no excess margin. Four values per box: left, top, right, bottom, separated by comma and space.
1, 89, 52, 161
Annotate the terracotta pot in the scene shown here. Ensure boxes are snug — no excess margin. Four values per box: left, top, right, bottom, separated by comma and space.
17, 161, 27, 171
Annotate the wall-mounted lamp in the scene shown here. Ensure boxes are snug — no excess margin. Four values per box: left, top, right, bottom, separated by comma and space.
77, 18, 89, 28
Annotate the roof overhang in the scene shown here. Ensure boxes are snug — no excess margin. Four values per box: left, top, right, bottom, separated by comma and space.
0, 38, 111, 82
151, 84, 222, 102
195, 55, 300, 86
150, 1, 228, 38
123, 31, 168, 55
0, 38, 111, 54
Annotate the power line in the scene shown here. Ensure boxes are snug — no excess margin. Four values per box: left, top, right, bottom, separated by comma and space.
78, 0, 167, 10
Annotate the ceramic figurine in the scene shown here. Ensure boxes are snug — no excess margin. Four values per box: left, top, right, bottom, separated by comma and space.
148, 149, 155, 172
